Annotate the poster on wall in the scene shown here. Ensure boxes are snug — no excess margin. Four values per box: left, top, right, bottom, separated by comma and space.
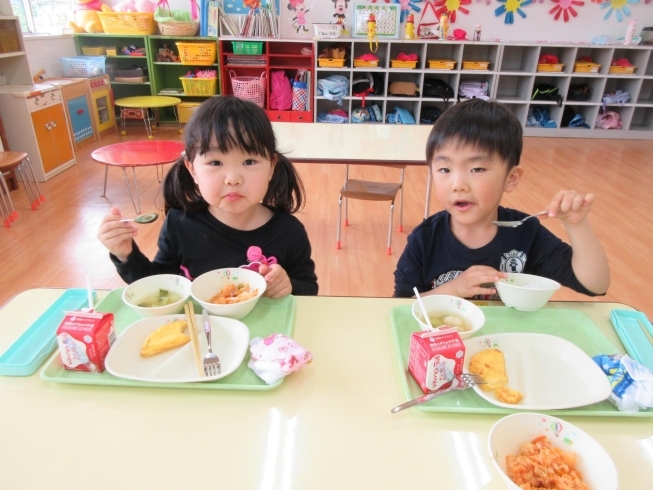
224, 0, 281, 15
351, 3, 401, 38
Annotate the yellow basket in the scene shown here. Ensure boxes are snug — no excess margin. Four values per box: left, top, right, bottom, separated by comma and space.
179, 77, 217, 96
537, 63, 564, 72
81, 46, 107, 56
574, 62, 601, 73
318, 58, 346, 68
176, 42, 217, 65
97, 12, 156, 34
609, 65, 636, 74
428, 59, 456, 70
462, 61, 490, 70
353, 59, 379, 68
391, 59, 417, 69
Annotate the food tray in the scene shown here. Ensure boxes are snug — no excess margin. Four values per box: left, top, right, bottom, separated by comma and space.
390, 305, 653, 417
428, 59, 456, 70
609, 65, 636, 74
318, 58, 346, 68
353, 59, 379, 68
462, 61, 489, 70
537, 63, 564, 72
574, 62, 601, 73
391, 59, 417, 69
41, 288, 296, 391
0, 289, 95, 376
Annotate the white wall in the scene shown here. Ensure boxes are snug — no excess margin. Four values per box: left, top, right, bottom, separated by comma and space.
24, 35, 77, 79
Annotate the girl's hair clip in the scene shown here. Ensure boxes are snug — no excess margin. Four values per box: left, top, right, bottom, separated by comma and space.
181, 150, 186, 157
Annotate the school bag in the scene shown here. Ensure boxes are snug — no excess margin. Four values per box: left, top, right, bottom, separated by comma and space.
602, 90, 630, 105
561, 106, 590, 128
422, 78, 454, 100
386, 106, 416, 124
529, 106, 557, 128
458, 81, 489, 100
568, 83, 591, 101
352, 72, 384, 106
531, 83, 563, 107
269, 70, 292, 111
595, 110, 623, 129
419, 106, 442, 124
317, 75, 349, 105
388, 81, 419, 97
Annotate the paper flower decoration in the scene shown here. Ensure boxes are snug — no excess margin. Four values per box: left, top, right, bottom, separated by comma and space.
433, 0, 472, 23
600, 0, 639, 22
495, 0, 533, 24
549, 0, 584, 21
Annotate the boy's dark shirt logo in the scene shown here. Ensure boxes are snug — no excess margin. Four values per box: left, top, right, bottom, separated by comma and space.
500, 250, 526, 273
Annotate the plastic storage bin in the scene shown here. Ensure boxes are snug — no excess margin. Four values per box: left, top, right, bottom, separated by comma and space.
229, 70, 266, 108
60, 56, 106, 77
391, 60, 417, 69
609, 65, 636, 74
314, 23, 342, 39
179, 77, 218, 96
574, 63, 601, 73
318, 58, 346, 68
428, 59, 456, 70
462, 61, 490, 70
537, 63, 564, 72
353, 59, 378, 68
97, 12, 156, 34
232, 41, 263, 55
81, 46, 107, 55
178, 102, 201, 123
176, 42, 217, 65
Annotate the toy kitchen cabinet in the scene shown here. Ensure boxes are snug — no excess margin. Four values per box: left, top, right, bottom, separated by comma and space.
0, 83, 75, 182
43, 78, 98, 149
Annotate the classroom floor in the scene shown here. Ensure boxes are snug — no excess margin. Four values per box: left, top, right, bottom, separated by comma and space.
1, 125, 651, 317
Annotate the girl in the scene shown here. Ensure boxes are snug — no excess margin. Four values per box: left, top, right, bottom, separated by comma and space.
98, 96, 318, 298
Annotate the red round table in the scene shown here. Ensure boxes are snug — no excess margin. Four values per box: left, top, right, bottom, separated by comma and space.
92, 140, 185, 213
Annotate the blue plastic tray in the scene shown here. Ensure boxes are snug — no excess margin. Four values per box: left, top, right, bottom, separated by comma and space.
0, 289, 96, 376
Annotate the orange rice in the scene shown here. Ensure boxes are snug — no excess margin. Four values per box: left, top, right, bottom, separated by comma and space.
506, 436, 588, 490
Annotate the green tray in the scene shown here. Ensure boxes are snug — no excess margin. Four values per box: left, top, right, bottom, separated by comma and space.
41, 288, 296, 391
391, 305, 653, 417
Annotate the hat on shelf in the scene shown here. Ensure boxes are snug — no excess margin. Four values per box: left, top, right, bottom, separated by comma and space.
453, 29, 468, 40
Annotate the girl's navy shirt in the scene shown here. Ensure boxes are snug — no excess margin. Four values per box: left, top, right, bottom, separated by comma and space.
394, 206, 599, 298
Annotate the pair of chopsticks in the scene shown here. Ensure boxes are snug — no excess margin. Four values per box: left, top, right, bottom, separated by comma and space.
183, 302, 204, 377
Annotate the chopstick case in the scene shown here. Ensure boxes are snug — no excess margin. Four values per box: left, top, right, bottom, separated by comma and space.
610, 309, 653, 370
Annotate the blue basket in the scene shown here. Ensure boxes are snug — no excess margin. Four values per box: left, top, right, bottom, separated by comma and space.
60, 56, 106, 78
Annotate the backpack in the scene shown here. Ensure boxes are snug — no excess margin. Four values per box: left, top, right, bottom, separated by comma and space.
388, 81, 419, 97
269, 70, 292, 110
420, 106, 442, 124
317, 75, 349, 105
422, 78, 454, 100
568, 83, 591, 101
458, 81, 489, 100
602, 90, 630, 105
352, 72, 384, 96
595, 110, 623, 129
562, 106, 590, 128
386, 106, 416, 124
530, 106, 557, 128
532, 83, 563, 107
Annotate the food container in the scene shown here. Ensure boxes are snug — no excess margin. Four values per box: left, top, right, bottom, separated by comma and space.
56, 311, 115, 373
391, 59, 418, 69
411, 294, 485, 339
318, 58, 347, 68
408, 330, 466, 394
537, 63, 564, 72
609, 65, 636, 74
428, 59, 456, 70
462, 61, 490, 70
495, 273, 560, 312
353, 59, 379, 68
574, 62, 601, 73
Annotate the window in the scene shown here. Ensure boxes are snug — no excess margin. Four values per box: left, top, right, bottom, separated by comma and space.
10, 0, 73, 35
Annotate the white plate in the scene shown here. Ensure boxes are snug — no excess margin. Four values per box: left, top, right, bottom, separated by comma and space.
463, 333, 612, 410
105, 314, 249, 383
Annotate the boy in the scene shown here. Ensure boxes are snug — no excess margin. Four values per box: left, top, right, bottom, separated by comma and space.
394, 99, 610, 299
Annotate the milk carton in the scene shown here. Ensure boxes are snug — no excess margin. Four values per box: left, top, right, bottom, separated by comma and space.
56, 311, 115, 373
408, 330, 466, 394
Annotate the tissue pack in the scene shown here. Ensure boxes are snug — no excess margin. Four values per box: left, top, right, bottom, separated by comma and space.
408, 330, 465, 394
56, 311, 115, 373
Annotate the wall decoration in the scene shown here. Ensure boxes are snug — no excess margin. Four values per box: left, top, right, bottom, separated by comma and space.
332, 0, 351, 24
433, 0, 472, 23
287, 0, 313, 33
495, 0, 533, 24
352, 3, 401, 38
600, 0, 639, 22
549, 0, 584, 21
417, 1, 440, 37
394, 0, 424, 23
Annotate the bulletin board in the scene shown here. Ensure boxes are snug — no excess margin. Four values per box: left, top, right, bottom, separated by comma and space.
351, 3, 401, 39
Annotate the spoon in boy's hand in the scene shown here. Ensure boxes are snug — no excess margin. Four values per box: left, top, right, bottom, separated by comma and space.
491, 211, 548, 228
119, 213, 159, 224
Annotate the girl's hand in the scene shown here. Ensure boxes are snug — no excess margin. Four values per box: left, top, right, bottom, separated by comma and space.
97, 207, 137, 263
258, 263, 292, 299
546, 190, 595, 227
448, 266, 505, 298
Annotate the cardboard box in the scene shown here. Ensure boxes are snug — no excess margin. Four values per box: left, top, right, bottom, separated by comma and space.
408, 330, 465, 394
116, 67, 147, 78
56, 311, 115, 373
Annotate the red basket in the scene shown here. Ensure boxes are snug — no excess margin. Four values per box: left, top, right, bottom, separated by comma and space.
229, 70, 266, 108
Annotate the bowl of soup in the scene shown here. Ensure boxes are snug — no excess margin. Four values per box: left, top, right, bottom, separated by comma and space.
411, 294, 485, 339
122, 274, 192, 317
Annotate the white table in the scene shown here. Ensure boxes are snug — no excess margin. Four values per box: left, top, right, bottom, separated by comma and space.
273, 122, 434, 219
1, 290, 652, 488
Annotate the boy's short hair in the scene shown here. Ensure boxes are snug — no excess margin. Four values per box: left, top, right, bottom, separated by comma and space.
426, 99, 523, 169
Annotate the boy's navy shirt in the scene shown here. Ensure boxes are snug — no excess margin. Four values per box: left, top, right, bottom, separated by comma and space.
111, 207, 318, 296
394, 206, 600, 298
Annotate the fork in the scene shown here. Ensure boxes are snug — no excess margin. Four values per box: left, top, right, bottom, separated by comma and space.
201, 308, 221, 376
491, 211, 548, 228
391, 373, 486, 414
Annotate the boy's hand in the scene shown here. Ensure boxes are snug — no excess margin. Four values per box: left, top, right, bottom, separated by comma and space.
546, 190, 595, 227
258, 263, 292, 299
449, 266, 505, 298
97, 207, 137, 263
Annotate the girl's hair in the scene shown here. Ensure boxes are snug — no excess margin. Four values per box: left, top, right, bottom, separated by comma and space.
426, 99, 523, 170
163, 96, 305, 214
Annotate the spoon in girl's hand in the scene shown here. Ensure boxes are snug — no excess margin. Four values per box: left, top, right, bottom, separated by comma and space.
119, 213, 159, 224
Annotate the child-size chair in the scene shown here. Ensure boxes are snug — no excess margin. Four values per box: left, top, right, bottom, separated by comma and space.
0, 151, 45, 226
336, 164, 405, 255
